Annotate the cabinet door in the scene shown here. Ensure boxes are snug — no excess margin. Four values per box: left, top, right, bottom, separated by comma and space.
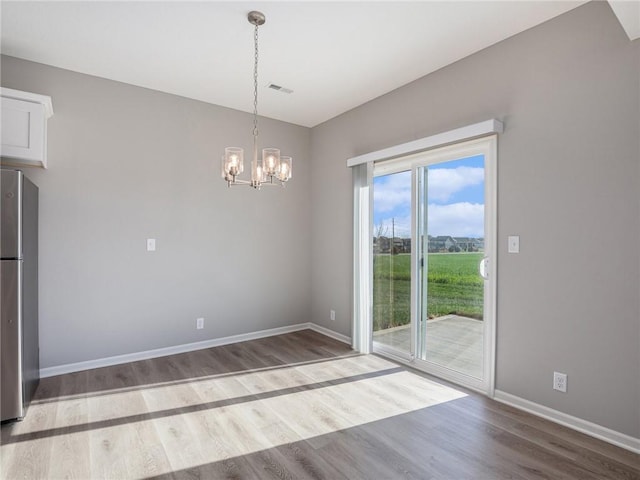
1, 97, 46, 167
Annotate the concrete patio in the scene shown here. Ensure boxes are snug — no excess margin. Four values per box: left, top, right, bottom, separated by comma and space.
373, 315, 483, 379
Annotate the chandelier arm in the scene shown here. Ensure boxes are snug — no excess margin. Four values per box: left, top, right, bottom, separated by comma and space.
259, 181, 283, 187
228, 179, 252, 186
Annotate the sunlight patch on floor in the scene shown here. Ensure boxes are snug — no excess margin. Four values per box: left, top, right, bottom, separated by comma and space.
1, 354, 467, 479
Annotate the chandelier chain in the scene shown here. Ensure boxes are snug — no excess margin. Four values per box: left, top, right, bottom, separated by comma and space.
253, 23, 259, 140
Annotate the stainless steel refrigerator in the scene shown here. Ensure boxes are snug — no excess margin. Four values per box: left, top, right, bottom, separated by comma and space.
1, 168, 39, 422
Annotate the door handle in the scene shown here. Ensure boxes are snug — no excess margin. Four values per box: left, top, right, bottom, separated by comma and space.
479, 256, 489, 280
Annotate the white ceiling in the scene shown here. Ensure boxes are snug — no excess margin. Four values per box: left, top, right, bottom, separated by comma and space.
4, 1, 627, 128
608, 0, 640, 41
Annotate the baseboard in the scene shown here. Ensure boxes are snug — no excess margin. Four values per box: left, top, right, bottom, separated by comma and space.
40, 322, 351, 378
493, 390, 640, 454
307, 323, 352, 345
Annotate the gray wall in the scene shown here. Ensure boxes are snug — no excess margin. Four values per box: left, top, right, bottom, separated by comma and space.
310, 1, 639, 437
1, 55, 311, 368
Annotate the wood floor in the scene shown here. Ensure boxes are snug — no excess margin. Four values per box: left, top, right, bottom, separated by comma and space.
1, 330, 638, 479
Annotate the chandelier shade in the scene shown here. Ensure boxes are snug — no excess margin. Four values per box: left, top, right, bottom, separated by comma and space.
262, 148, 280, 176
221, 11, 292, 189
278, 156, 292, 182
222, 147, 244, 182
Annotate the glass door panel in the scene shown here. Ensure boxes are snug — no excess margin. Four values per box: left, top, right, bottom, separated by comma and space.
372, 170, 411, 354
417, 155, 485, 379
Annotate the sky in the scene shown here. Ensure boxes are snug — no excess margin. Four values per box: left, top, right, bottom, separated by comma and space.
373, 154, 484, 238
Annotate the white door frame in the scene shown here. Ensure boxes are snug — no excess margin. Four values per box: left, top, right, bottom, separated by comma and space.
353, 133, 498, 396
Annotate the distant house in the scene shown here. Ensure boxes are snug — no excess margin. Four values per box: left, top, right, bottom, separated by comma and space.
454, 237, 483, 252
393, 237, 403, 253
375, 236, 391, 253
373, 235, 411, 254
428, 235, 456, 252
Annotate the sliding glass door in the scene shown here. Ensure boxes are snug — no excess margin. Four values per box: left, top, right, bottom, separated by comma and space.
371, 137, 496, 392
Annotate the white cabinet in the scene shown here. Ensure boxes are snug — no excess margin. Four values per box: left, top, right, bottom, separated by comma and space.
1, 88, 53, 169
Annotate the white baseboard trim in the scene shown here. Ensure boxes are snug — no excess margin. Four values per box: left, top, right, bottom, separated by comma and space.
40, 322, 351, 378
493, 390, 640, 454
307, 323, 352, 345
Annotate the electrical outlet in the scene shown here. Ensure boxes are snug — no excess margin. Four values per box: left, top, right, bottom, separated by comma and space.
330, 310, 336, 321
553, 371, 567, 392
196, 317, 204, 330
508, 235, 520, 253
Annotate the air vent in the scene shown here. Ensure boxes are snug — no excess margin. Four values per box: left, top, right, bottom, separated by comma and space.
267, 83, 294, 94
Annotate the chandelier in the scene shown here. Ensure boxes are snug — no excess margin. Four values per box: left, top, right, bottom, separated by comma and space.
221, 11, 292, 189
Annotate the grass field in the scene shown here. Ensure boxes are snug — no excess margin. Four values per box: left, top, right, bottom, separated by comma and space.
373, 252, 483, 331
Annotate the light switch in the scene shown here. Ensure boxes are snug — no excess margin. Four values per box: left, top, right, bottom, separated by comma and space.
508, 235, 519, 253
147, 238, 156, 252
